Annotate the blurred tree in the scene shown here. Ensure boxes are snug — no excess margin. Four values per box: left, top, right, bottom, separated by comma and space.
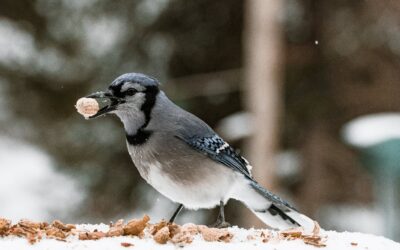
286, 0, 400, 218
242, 0, 284, 228
0, 0, 245, 223
0, 0, 399, 236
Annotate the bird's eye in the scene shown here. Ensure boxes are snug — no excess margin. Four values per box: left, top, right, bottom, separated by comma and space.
125, 88, 138, 96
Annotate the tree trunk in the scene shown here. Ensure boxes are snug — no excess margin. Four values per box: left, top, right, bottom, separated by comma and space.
242, 0, 284, 228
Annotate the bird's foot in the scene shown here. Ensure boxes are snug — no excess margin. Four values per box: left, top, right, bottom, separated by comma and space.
209, 200, 230, 228
209, 219, 231, 228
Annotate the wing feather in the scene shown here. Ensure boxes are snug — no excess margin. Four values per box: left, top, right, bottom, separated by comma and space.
176, 135, 253, 179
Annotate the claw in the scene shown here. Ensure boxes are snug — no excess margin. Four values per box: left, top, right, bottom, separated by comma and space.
210, 219, 231, 228
209, 200, 231, 228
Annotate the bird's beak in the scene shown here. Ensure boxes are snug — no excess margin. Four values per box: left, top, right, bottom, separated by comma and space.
85, 91, 124, 119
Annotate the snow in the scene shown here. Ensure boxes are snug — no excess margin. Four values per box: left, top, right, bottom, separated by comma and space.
0, 224, 399, 250
127, 187, 206, 225
0, 136, 84, 221
216, 112, 252, 141
342, 113, 400, 147
318, 204, 384, 236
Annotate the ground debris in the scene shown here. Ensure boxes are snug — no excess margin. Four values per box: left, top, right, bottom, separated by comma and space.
279, 221, 327, 247
149, 220, 168, 235
121, 242, 134, 247
0, 216, 329, 247
150, 221, 183, 244
52, 220, 75, 232
198, 225, 233, 243
260, 230, 272, 243
123, 215, 150, 236
181, 223, 199, 235
46, 227, 67, 240
107, 219, 125, 237
171, 230, 194, 245
79, 230, 107, 241
3, 219, 75, 244
153, 226, 170, 244
170, 223, 196, 245
0, 218, 11, 236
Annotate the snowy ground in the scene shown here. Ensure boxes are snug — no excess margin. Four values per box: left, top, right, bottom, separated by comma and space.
0, 222, 399, 250
0, 136, 84, 222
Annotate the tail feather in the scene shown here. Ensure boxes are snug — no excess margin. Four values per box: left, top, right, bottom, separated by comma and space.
231, 178, 314, 232
266, 204, 299, 226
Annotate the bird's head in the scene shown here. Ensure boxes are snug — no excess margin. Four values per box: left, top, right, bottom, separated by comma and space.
85, 73, 160, 119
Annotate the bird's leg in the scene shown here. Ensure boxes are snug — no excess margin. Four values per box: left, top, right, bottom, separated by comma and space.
210, 201, 231, 228
169, 204, 184, 223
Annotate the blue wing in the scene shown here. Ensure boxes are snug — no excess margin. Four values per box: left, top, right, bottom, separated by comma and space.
176, 134, 253, 179
176, 134, 299, 213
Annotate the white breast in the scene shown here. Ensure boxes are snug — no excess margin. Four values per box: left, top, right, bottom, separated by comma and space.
143, 160, 235, 210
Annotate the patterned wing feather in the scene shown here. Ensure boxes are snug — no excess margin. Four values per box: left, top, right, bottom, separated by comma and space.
177, 135, 253, 179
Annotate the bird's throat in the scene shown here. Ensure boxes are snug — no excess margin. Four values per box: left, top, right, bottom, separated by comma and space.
126, 129, 152, 145
121, 87, 159, 146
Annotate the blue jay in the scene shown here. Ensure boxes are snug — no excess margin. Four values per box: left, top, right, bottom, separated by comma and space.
84, 72, 314, 230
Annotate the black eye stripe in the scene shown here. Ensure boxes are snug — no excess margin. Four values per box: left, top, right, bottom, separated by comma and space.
109, 82, 123, 98
109, 80, 159, 99
125, 88, 138, 96
109, 84, 138, 98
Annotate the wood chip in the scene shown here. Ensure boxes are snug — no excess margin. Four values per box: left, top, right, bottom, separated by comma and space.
171, 231, 194, 245
280, 227, 304, 238
153, 226, 170, 244
52, 220, 75, 231
18, 220, 43, 230
149, 221, 168, 235
312, 221, 321, 236
123, 215, 150, 236
107, 226, 124, 237
279, 223, 327, 248
0, 218, 11, 236
107, 219, 125, 237
27, 233, 37, 244
121, 242, 134, 247
114, 219, 125, 228
181, 223, 199, 235
170, 223, 195, 245
46, 227, 67, 239
10, 226, 26, 237
198, 225, 233, 243
0, 215, 328, 247
168, 223, 181, 238
79, 231, 106, 240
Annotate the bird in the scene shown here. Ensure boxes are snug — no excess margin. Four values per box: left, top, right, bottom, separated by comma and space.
84, 72, 314, 231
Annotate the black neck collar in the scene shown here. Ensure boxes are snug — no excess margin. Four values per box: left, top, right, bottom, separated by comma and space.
125, 86, 159, 146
